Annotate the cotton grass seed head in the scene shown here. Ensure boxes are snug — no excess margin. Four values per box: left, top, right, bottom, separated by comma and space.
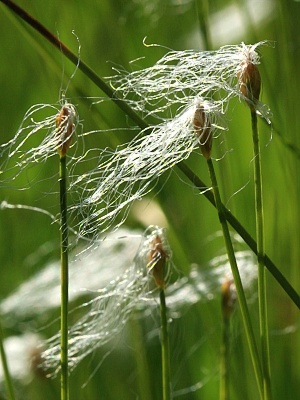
0, 102, 79, 187
145, 226, 171, 288
237, 43, 262, 111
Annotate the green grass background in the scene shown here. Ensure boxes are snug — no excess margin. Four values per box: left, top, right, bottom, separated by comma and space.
0, 0, 299, 399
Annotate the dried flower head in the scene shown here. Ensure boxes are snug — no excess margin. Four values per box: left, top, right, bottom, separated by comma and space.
72, 98, 225, 242
148, 234, 169, 288
55, 103, 76, 157
139, 226, 171, 289
193, 102, 212, 160
237, 43, 262, 111
0, 102, 79, 189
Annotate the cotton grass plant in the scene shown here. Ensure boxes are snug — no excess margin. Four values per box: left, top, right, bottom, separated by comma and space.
145, 228, 172, 400
194, 101, 263, 398
56, 103, 76, 400
238, 50, 272, 399
0, 100, 78, 399
1, 1, 300, 399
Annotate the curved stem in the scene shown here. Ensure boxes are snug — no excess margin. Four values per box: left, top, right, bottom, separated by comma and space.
59, 155, 69, 400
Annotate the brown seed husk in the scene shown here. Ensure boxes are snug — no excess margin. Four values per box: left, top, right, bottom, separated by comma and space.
148, 235, 168, 289
193, 105, 212, 160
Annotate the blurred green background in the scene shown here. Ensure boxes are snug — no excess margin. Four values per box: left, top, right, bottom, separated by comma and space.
0, 0, 299, 399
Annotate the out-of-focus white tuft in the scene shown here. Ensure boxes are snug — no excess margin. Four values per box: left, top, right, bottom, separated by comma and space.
0, 333, 43, 386
0, 228, 143, 323
41, 226, 171, 375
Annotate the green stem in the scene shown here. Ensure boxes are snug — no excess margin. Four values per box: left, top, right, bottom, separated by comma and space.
59, 155, 69, 400
220, 315, 230, 400
251, 111, 272, 400
160, 289, 171, 400
2, 0, 299, 309
207, 158, 263, 399
195, 0, 212, 50
0, 320, 16, 400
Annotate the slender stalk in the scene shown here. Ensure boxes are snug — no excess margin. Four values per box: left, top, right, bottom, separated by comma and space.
220, 314, 230, 400
251, 111, 272, 399
0, 320, 16, 400
148, 233, 171, 400
2, 0, 299, 309
160, 288, 171, 400
207, 157, 263, 399
59, 154, 69, 400
195, 0, 212, 50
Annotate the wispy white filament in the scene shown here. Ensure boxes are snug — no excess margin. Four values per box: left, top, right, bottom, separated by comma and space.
0, 42, 271, 245
71, 99, 222, 239
110, 41, 271, 120
0, 103, 79, 186
71, 42, 270, 240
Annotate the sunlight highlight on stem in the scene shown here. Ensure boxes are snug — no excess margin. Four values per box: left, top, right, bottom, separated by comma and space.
251, 111, 272, 400
59, 155, 69, 400
56, 104, 75, 400
160, 289, 171, 400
